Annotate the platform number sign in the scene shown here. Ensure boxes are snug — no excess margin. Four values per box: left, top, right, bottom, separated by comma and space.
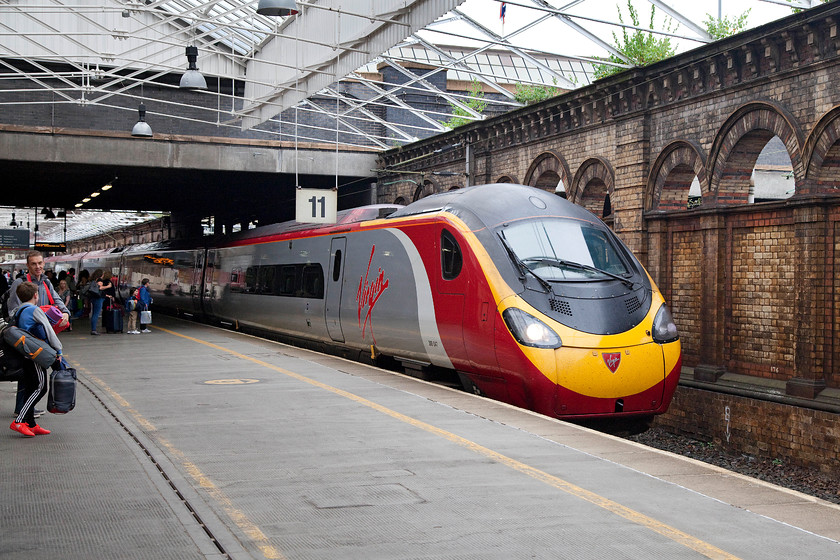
295, 188, 337, 224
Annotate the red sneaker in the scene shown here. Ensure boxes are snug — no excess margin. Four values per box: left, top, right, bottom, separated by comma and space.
10, 422, 35, 437
30, 425, 51, 436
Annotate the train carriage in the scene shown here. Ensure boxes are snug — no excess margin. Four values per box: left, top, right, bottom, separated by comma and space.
41, 184, 681, 424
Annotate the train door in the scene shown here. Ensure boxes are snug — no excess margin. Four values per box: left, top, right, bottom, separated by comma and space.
325, 237, 346, 342
201, 250, 217, 317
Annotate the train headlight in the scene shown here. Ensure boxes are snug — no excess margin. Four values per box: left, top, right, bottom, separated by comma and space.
652, 304, 679, 343
503, 308, 562, 349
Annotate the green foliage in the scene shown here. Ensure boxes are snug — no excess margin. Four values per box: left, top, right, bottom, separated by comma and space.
703, 9, 751, 40
514, 78, 565, 106
593, 1, 678, 80
440, 79, 487, 129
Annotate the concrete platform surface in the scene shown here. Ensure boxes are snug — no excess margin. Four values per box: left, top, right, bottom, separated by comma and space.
2, 314, 839, 560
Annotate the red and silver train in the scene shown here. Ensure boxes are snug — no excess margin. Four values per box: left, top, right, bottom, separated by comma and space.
41, 183, 681, 423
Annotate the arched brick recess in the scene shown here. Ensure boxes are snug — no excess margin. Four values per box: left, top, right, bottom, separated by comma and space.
495, 175, 517, 184
571, 157, 614, 217
709, 101, 805, 204
524, 150, 571, 194
803, 106, 840, 193
647, 140, 709, 211
394, 196, 407, 205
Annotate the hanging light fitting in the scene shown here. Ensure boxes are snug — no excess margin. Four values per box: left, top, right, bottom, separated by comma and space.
131, 103, 153, 137
179, 46, 208, 90
256, 0, 298, 17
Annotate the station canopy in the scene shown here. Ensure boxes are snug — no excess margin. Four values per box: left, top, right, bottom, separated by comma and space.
0, 0, 812, 242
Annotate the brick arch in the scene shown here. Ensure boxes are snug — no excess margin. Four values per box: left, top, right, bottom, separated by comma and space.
495, 174, 519, 184
570, 157, 615, 217
803, 105, 840, 193
647, 140, 709, 211
524, 150, 572, 194
708, 101, 805, 204
394, 196, 408, 205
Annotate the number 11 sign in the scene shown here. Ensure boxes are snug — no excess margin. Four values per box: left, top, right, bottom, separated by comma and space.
295, 188, 337, 224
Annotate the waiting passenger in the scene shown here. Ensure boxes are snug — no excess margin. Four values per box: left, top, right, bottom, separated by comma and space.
87, 269, 111, 336
9, 281, 63, 437
57, 279, 73, 332
125, 287, 140, 334
136, 279, 152, 333
6, 251, 70, 419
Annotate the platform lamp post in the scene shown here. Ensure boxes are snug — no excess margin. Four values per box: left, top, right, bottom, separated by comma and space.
57, 208, 67, 248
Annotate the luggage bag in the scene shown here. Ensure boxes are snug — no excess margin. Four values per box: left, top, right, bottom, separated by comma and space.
47, 365, 77, 414
104, 307, 123, 333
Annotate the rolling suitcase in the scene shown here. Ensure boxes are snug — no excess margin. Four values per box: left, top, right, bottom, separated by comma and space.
104, 306, 123, 333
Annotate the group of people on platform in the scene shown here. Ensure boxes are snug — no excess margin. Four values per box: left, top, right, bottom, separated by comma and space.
1, 250, 153, 438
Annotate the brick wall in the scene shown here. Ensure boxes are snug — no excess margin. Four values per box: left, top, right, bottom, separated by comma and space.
728, 222, 796, 378
669, 230, 703, 364
656, 385, 839, 475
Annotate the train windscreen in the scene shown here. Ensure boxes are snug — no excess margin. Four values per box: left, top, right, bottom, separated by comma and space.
501, 218, 629, 281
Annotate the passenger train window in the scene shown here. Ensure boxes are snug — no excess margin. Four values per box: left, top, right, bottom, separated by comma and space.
234, 263, 325, 299
441, 229, 463, 280
279, 266, 297, 296
258, 266, 276, 294
302, 265, 324, 298
332, 250, 342, 282
244, 266, 258, 293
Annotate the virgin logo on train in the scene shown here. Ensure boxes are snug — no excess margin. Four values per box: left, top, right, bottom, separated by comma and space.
356, 246, 389, 342
603, 352, 621, 373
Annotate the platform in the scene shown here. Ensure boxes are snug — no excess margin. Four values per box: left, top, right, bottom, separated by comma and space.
2, 315, 839, 560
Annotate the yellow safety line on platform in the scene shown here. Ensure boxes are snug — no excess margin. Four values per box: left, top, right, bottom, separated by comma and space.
73, 362, 285, 560
154, 326, 740, 560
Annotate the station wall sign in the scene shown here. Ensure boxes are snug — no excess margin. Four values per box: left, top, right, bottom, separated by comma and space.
34, 242, 67, 252
295, 188, 337, 224
0, 228, 30, 250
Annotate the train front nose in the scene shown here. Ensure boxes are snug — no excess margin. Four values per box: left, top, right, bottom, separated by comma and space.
553, 344, 667, 417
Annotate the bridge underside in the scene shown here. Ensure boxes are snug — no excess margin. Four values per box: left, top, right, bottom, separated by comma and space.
0, 127, 376, 229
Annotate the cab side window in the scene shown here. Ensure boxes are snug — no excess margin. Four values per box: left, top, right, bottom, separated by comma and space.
441, 229, 463, 280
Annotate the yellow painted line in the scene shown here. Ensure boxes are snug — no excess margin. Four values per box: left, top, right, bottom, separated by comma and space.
73, 362, 284, 560
153, 326, 740, 560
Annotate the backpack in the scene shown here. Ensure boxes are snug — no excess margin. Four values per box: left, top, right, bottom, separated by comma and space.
0, 336, 27, 382
1, 307, 59, 369
0, 287, 10, 321
47, 361, 76, 414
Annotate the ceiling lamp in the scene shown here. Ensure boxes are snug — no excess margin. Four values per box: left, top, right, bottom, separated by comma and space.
256, 0, 298, 17
179, 46, 207, 90
131, 103, 153, 138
